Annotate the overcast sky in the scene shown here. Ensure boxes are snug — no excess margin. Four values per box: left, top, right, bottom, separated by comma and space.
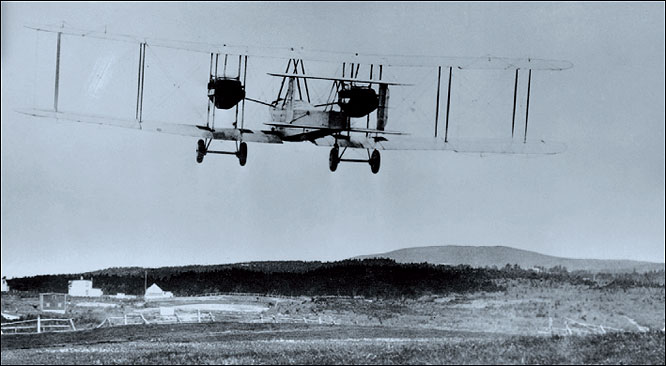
1, 2, 664, 278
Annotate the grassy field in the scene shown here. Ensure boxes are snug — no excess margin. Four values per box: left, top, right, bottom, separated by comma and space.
268, 280, 665, 334
2, 279, 664, 364
2, 322, 664, 364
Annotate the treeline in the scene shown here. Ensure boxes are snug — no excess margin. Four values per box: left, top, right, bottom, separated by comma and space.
481, 264, 665, 287
8, 259, 500, 298
7, 259, 664, 298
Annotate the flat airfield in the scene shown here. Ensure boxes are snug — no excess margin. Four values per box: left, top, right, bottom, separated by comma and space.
2, 280, 664, 364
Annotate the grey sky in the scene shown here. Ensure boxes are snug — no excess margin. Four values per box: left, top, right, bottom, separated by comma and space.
1, 2, 664, 278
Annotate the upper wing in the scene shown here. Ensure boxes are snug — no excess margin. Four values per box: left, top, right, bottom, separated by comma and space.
312, 135, 566, 155
16, 108, 283, 144
26, 24, 572, 71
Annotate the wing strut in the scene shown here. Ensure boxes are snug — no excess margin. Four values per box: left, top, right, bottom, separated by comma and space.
444, 66, 453, 143
234, 55, 241, 128
276, 59, 292, 101
136, 43, 144, 121
213, 53, 219, 129
206, 53, 213, 128
135, 42, 146, 123
292, 59, 303, 101
299, 59, 311, 103
511, 69, 519, 138
241, 55, 248, 131
366, 64, 374, 133
434, 66, 442, 137
524, 69, 532, 143
54, 31, 62, 112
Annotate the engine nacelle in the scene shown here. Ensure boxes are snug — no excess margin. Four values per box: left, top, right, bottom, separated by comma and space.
207, 78, 245, 109
337, 86, 378, 118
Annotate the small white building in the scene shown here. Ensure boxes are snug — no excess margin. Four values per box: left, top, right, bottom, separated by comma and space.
1, 277, 8, 292
68, 277, 103, 297
145, 283, 173, 300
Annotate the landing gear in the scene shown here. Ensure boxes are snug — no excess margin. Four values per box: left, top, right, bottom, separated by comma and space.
329, 145, 340, 172
196, 139, 206, 164
369, 149, 381, 174
328, 145, 381, 174
195, 139, 247, 166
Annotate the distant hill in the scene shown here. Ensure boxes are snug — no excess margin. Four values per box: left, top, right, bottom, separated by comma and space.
353, 245, 664, 273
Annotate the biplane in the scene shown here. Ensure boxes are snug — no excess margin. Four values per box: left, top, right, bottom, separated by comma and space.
17, 24, 572, 174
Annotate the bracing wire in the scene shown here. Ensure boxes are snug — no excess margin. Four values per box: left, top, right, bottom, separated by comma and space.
144, 44, 206, 120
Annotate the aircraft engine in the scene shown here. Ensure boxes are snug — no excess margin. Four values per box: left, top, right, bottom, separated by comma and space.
338, 86, 378, 117
208, 78, 245, 109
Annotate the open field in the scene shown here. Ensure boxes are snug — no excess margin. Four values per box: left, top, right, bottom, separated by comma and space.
2, 322, 664, 364
3, 280, 664, 334
2, 280, 664, 364
267, 280, 666, 334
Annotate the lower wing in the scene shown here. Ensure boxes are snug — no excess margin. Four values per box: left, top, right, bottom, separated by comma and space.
17, 108, 564, 154
312, 135, 566, 155
16, 108, 283, 144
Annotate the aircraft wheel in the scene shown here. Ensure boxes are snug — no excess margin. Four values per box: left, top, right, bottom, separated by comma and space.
369, 149, 381, 174
238, 142, 247, 166
196, 139, 206, 164
329, 147, 340, 172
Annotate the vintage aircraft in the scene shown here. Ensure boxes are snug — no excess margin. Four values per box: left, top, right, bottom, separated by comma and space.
18, 24, 572, 174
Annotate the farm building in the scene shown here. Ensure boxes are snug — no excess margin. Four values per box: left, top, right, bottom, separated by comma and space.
40, 293, 67, 313
1, 277, 8, 292
145, 283, 174, 300
68, 277, 103, 297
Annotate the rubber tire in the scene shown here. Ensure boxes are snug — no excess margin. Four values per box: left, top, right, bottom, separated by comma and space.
238, 142, 248, 166
196, 153, 204, 164
369, 149, 381, 174
197, 139, 206, 153
329, 147, 340, 172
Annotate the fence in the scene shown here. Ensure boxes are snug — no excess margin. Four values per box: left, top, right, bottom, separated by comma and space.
200, 292, 300, 300
1, 316, 76, 335
95, 311, 336, 329
96, 313, 149, 328
202, 312, 336, 325
539, 316, 627, 336
97, 310, 216, 328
